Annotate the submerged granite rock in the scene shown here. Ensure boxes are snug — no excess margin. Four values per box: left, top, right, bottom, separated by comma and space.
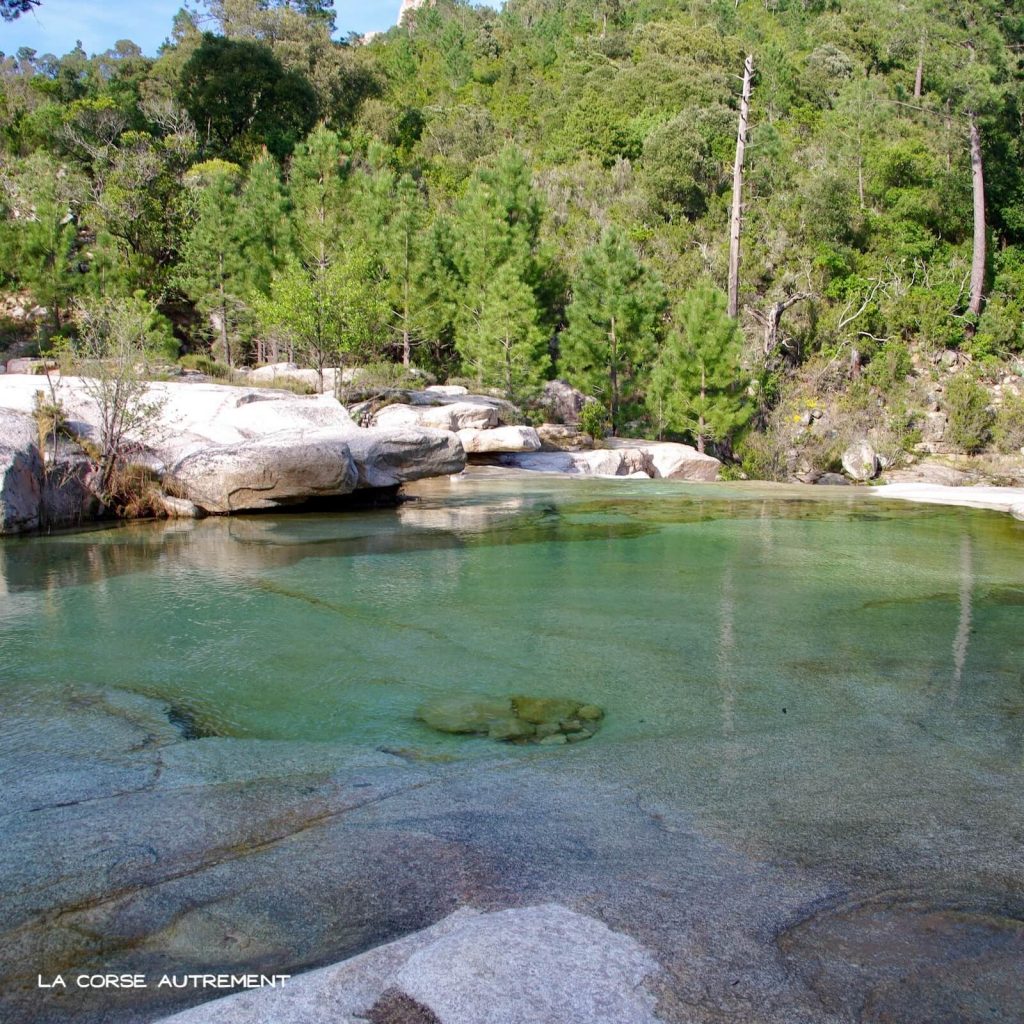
416, 696, 603, 745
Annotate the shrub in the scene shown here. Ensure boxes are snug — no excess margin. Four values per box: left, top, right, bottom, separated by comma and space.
180, 353, 231, 379
863, 340, 912, 395
578, 401, 609, 441
992, 392, 1024, 454
944, 372, 993, 453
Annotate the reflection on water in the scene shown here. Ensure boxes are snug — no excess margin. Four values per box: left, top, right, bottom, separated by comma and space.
1, 474, 1023, 767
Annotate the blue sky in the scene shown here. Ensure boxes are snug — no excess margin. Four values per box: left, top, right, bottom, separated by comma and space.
1, 1, 408, 57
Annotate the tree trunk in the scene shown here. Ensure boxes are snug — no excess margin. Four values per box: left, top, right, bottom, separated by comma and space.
218, 254, 231, 368
913, 47, 924, 99
697, 363, 706, 454
728, 54, 754, 320
966, 113, 986, 335
608, 315, 619, 435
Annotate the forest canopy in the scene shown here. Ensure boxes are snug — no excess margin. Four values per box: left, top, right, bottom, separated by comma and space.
2, 0, 1023, 466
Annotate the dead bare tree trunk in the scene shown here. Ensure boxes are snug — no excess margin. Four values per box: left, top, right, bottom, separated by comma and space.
728, 54, 754, 320
966, 112, 986, 336
752, 292, 811, 363
913, 41, 924, 99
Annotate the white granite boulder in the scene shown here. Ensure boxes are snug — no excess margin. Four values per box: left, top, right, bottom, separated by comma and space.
343, 427, 466, 489
647, 442, 721, 481
458, 425, 542, 454
842, 440, 880, 481
373, 402, 498, 432
165, 433, 358, 514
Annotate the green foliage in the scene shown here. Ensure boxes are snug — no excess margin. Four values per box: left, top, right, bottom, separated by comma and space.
647, 283, 752, 451
255, 248, 385, 390
1, 0, 1023, 476
561, 229, 665, 434
863, 340, 912, 395
991, 392, 1024, 454
179, 353, 231, 378
577, 400, 609, 441
944, 372, 994, 454
177, 34, 317, 160
56, 294, 172, 496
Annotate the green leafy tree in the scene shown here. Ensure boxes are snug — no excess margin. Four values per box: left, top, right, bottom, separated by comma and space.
256, 248, 384, 391
648, 283, 752, 453
561, 230, 666, 434
177, 34, 317, 160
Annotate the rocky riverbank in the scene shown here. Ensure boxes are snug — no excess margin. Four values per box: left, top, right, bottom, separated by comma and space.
0, 372, 722, 536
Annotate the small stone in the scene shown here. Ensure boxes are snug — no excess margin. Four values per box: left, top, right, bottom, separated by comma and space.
564, 730, 592, 743
535, 722, 562, 739
577, 704, 604, 721
559, 718, 584, 733
539, 734, 568, 745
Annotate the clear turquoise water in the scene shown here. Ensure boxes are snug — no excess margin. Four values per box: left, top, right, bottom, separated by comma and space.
2, 475, 1022, 780
4, 473, 1023, 1024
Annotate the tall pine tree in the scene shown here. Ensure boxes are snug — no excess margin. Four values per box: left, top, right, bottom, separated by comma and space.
648, 283, 751, 452
561, 229, 666, 434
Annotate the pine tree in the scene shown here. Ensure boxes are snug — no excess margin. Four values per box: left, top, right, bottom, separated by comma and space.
1, 153, 86, 333
460, 259, 550, 401
384, 174, 431, 367
647, 283, 751, 453
174, 159, 248, 366
561, 229, 666, 434
448, 148, 551, 396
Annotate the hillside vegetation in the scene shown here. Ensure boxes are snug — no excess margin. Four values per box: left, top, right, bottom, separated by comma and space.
2, 0, 1023, 476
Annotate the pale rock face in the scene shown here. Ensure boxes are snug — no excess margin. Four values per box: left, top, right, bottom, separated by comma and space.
397, 0, 428, 26
0, 376, 467, 530
842, 440, 880, 481
1011, 503, 1024, 521
391, 905, 661, 1024
424, 384, 469, 396
153, 905, 661, 1024
458, 425, 542, 454
647, 442, 721, 481
0, 408, 42, 533
373, 402, 498, 432
343, 427, 466, 489
165, 433, 359, 514
540, 379, 589, 425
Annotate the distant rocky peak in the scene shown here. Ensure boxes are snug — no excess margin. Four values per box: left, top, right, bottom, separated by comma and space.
398, 0, 429, 27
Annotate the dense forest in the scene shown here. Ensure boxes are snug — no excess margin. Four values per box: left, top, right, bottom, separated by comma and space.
2, 0, 1023, 474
